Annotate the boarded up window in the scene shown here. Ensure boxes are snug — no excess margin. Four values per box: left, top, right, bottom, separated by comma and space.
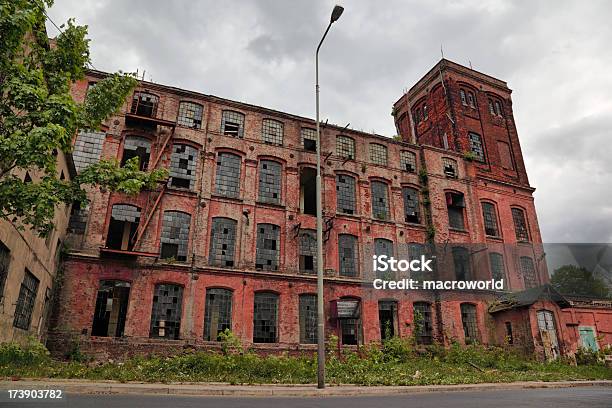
262, 119, 284, 145
299, 294, 317, 344
13, 270, 39, 330
497, 141, 514, 170
169, 144, 198, 189
160, 211, 191, 262
512, 208, 530, 242
402, 187, 420, 224
461, 303, 478, 343
400, 151, 417, 172
215, 153, 241, 197
255, 223, 280, 271
301, 128, 317, 152
150, 284, 183, 339
177, 101, 203, 129
413, 302, 433, 345
336, 135, 355, 160
221, 110, 245, 138
469, 132, 485, 162
453, 246, 472, 281
520, 256, 537, 289
489, 252, 506, 283
299, 229, 317, 274
0, 241, 10, 301
208, 218, 237, 267
204, 288, 232, 341
253, 292, 278, 343
481, 202, 499, 237
371, 181, 389, 220
369, 143, 388, 166
258, 160, 282, 204
338, 234, 358, 277
336, 174, 356, 215
72, 130, 105, 172
446, 192, 465, 229
122, 136, 151, 171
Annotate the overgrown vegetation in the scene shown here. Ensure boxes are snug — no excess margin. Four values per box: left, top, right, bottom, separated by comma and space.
1, 338, 610, 385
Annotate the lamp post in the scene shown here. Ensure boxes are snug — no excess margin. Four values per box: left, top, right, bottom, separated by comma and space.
315, 4, 344, 390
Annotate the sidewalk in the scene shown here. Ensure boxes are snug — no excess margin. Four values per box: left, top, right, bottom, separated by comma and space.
0, 379, 610, 397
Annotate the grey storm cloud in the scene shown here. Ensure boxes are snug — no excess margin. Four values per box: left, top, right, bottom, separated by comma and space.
47, 0, 612, 243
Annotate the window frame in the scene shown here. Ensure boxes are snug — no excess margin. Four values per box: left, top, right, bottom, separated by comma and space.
262, 118, 284, 146
481, 201, 500, 237
336, 135, 355, 160
221, 110, 245, 138
176, 101, 203, 129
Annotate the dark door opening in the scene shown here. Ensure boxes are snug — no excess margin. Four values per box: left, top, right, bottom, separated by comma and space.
91, 280, 131, 337
378, 301, 397, 340
300, 167, 317, 216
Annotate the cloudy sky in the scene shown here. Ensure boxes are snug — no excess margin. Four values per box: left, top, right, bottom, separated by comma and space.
47, 0, 612, 243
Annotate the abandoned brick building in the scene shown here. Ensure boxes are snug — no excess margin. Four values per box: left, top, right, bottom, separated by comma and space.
47, 59, 611, 360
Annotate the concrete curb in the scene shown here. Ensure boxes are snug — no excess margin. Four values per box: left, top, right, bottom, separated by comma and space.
1, 379, 611, 397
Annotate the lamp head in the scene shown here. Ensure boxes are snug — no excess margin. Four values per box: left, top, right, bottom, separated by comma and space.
331, 5, 344, 23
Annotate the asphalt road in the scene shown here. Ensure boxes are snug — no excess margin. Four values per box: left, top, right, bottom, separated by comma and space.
2, 386, 611, 408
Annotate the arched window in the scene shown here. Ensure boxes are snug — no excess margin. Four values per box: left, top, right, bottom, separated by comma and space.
150, 283, 183, 339
511, 207, 529, 242
299, 294, 317, 344
481, 202, 499, 237
208, 217, 237, 267
258, 160, 282, 204
336, 135, 355, 160
177, 101, 203, 128
262, 119, 284, 145
413, 302, 433, 345
338, 234, 358, 277
460, 303, 478, 343
215, 152, 241, 197
203, 288, 232, 341
402, 186, 420, 224
253, 292, 279, 343
336, 174, 356, 214
169, 144, 198, 189
221, 110, 245, 137
131, 91, 158, 117
400, 151, 417, 172
468, 132, 485, 162
160, 211, 191, 261
371, 181, 390, 220
255, 223, 280, 271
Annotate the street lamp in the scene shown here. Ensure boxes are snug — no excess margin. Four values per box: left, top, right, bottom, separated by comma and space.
315, 4, 344, 390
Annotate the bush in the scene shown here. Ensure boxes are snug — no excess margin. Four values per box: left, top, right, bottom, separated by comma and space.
0, 338, 50, 366
381, 336, 414, 362
575, 348, 603, 366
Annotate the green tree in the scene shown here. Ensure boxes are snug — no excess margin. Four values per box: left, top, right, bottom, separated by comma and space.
550, 265, 611, 299
0, 0, 167, 236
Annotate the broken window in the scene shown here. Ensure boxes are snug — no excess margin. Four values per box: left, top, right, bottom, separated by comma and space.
369, 143, 388, 166
467, 91, 476, 108
91, 280, 131, 337
72, 130, 105, 172
446, 192, 465, 230
258, 160, 282, 204
301, 128, 317, 152
481, 202, 499, 237
340, 299, 361, 345
460, 89, 467, 105
494, 100, 503, 117
204, 288, 232, 341
299, 294, 317, 344
400, 151, 417, 172
169, 144, 198, 189
13, 269, 39, 330
177, 101, 203, 129
453, 246, 472, 281
520, 256, 537, 289
150, 284, 183, 340
413, 302, 433, 345
215, 152, 241, 197
375, 238, 394, 279
299, 229, 317, 274
371, 181, 389, 220
409, 243, 428, 281
488, 99, 495, 115
378, 300, 397, 340
121, 136, 151, 170
160, 211, 191, 262
336, 135, 355, 160
468, 132, 485, 162
131, 91, 158, 117
442, 157, 458, 178
489, 252, 506, 283
460, 303, 478, 344
253, 292, 278, 343
0, 241, 9, 300
262, 119, 284, 145
255, 223, 280, 271
208, 217, 237, 267
221, 110, 245, 138
68, 201, 89, 234
336, 174, 356, 215
338, 234, 358, 277
299, 167, 317, 215
402, 187, 420, 224
512, 208, 530, 242
106, 204, 140, 251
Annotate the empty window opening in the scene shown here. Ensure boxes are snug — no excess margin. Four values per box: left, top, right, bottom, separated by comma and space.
378, 300, 398, 340
340, 300, 361, 345
299, 229, 317, 274
204, 288, 232, 341
446, 192, 465, 230
300, 167, 317, 215
299, 294, 318, 344
255, 223, 280, 271
505, 321, 514, 344
258, 160, 282, 204
160, 211, 191, 262
481, 202, 499, 237
442, 157, 458, 178
262, 119, 284, 145
0, 241, 10, 300
375, 238, 394, 279
253, 292, 278, 343
369, 143, 388, 166
169, 144, 198, 189
520, 256, 537, 289
301, 128, 317, 152
512, 208, 530, 242
336, 174, 356, 215
413, 302, 433, 345
453, 246, 472, 281
400, 151, 417, 172
121, 136, 151, 171
336, 135, 355, 160
208, 218, 237, 267
177, 101, 203, 128
371, 181, 390, 220
468, 132, 485, 162
13, 269, 39, 330
106, 204, 140, 251
489, 252, 506, 285
72, 130, 105, 172
215, 152, 241, 197
221, 110, 245, 138
461, 303, 478, 344
402, 187, 420, 224
131, 92, 158, 117
150, 284, 183, 340
338, 234, 358, 277
91, 280, 131, 337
